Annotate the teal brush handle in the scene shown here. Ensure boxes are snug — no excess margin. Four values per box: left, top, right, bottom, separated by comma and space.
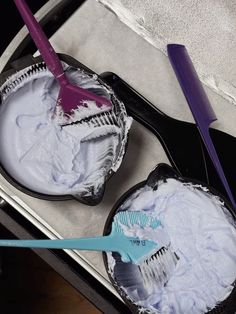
0, 235, 158, 264
0, 213, 165, 264
0, 236, 117, 250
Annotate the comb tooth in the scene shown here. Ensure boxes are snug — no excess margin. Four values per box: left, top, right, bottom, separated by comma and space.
139, 248, 177, 293
105, 112, 110, 124
144, 214, 149, 227
111, 111, 118, 126
96, 117, 101, 127
94, 112, 111, 126
127, 212, 133, 226
92, 117, 97, 126
93, 115, 100, 127
113, 214, 124, 234
139, 212, 145, 227
140, 265, 160, 292
105, 111, 111, 124
123, 211, 130, 225
114, 212, 121, 224
97, 115, 103, 127
159, 250, 169, 279
151, 254, 165, 284
124, 212, 129, 226
87, 115, 94, 126
119, 211, 127, 226
113, 221, 122, 234
161, 249, 177, 277
103, 112, 110, 125
144, 258, 163, 291
99, 114, 106, 125
162, 249, 172, 270
67, 109, 117, 127
131, 212, 141, 226
151, 216, 159, 228
116, 211, 161, 230
100, 113, 107, 125
139, 262, 152, 290
163, 249, 171, 272
86, 119, 91, 127
108, 111, 116, 125
1, 63, 47, 98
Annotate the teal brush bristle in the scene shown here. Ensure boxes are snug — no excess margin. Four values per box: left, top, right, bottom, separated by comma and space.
113, 211, 162, 231
112, 211, 178, 291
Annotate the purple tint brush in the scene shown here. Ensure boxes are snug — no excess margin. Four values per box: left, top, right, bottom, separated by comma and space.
14, 0, 112, 114
167, 43, 236, 209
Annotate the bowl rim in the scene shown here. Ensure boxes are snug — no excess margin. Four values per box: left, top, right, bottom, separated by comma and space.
0, 53, 128, 205
103, 163, 236, 314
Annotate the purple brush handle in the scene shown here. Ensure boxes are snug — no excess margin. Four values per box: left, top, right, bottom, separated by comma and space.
14, 0, 66, 81
168, 44, 236, 209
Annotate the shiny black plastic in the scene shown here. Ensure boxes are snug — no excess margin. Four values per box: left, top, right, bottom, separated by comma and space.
100, 72, 236, 207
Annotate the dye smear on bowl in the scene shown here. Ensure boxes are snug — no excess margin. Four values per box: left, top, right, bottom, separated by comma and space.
107, 178, 236, 314
0, 62, 132, 198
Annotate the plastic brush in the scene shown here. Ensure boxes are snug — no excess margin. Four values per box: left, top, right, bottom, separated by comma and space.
14, 0, 112, 114
0, 211, 177, 289
168, 44, 236, 209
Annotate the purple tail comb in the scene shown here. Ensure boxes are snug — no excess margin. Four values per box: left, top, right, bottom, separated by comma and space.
14, 0, 112, 114
167, 43, 236, 209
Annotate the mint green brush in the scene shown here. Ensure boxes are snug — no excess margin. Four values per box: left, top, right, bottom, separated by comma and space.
0, 211, 177, 287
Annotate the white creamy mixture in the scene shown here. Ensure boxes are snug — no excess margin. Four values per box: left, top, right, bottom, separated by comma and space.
0, 63, 132, 197
108, 178, 236, 314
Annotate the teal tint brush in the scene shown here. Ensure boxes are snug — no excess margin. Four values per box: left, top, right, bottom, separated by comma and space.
168, 44, 236, 210
14, 0, 112, 115
0, 211, 177, 288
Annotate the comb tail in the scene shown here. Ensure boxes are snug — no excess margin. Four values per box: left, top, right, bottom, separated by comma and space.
168, 44, 236, 209
201, 130, 236, 208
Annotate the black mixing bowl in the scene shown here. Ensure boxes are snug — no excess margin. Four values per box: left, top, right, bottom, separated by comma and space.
0, 53, 129, 206
103, 163, 236, 314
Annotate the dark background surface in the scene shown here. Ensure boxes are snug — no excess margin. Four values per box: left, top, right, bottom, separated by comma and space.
0, 223, 101, 314
0, 1, 48, 56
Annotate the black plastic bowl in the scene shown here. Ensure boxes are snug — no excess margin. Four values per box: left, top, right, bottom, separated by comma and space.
103, 163, 236, 314
0, 53, 129, 206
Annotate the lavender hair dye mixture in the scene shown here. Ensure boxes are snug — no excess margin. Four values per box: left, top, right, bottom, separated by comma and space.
107, 178, 236, 314
0, 62, 132, 197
